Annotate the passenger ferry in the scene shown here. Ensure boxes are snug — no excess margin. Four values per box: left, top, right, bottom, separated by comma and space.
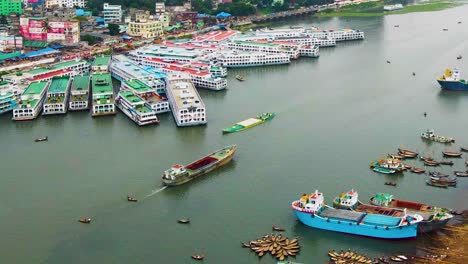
300, 45, 320, 57
121, 79, 169, 114
161, 65, 227, 91
0, 82, 23, 114
92, 55, 111, 73
69, 75, 90, 111
12, 81, 50, 121
304, 27, 364, 41
274, 36, 336, 47
227, 40, 300, 59
292, 190, 423, 239
110, 58, 166, 94
91, 73, 115, 116
43, 76, 71, 115
166, 73, 206, 126
115, 90, 159, 126
215, 51, 290, 68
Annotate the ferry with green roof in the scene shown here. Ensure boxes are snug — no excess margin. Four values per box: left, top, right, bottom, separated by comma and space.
115, 90, 159, 125
121, 79, 169, 114
223, 112, 275, 133
12, 81, 50, 120
92, 55, 111, 73
0, 82, 23, 115
43, 76, 71, 115
91, 73, 115, 116
69, 75, 90, 111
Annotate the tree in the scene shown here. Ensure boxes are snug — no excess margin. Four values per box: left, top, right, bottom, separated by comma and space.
42, 19, 51, 33
107, 23, 120, 36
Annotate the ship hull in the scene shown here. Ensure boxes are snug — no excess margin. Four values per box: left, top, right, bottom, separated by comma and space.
437, 80, 468, 91
162, 146, 236, 186
115, 101, 158, 126
293, 210, 418, 239
418, 218, 450, 233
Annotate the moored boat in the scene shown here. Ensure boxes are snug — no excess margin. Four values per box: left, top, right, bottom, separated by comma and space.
223, 112, 275, 133
398, 148, 418, 158
426, 180, 449, 188
79, 218, 91, 223
428, 171, 448, 177
421, 129, 454, 143
454, 171, 468, 177
384, 182, 397, 187
410, 167, 425, 174
115, 90, 159, 126
437, 68, 468, 91
162, 145, 237, 186
440, 160, 454, 166
442, 151, 463, 157
460, 147, 468, 152
235, 74, 246, 81
430, 176, 457, 186
424, 160, 440, 166
370, 193, 453, 233
373, 167, 396, 174
292, 190, 423, 239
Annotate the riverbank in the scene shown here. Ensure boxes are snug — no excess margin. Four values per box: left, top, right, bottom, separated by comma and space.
316, 0, 461, 17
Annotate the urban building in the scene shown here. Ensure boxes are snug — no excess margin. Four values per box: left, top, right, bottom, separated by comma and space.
155, 2, 165, 16
128, 11, 163, 39
103, 3, 122, 23
45, 0, 86, 8
19, 17, 80, 44
0, 33, 22, 51
0, 0, 22, 16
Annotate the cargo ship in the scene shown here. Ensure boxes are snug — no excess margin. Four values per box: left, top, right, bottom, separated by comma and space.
437, 68, 468, 91
223, 112, 275, 133
162, 145, 236, 186
292, 190, 422, 239
370, 193, 453, 233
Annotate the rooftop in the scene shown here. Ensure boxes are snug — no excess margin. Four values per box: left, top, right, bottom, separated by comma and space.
93, 56, 111, 67
124, 79, 153, 93
23, 81, 48, 96
71, 75, 90, 92
92, 73, 113, 94
168, 75, 204, 109
119, 90, 152, 113
48, 76, 70, 94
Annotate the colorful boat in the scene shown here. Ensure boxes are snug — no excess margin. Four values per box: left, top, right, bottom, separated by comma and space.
0, 82, 23, 115
115, 90, 159, 126
370, 193, 453, 233
162, 145, 237, 186
437, 68, 468, 91
292, 190, 423, 239
421, 129, 454, 143
223, 112, 275, 133
370, 158, 405, 173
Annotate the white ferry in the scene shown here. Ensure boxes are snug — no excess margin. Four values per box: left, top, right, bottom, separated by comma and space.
91, 73, 116, 116
214, 51, 290, 68
304, 27, 364, 41
121, 79, 170, 114
274, 36, 336, 47
69, 75, 90, 111
166, 73, 206, 127
227, 40, 300, 59
115, 90, 159, 126
129, 44, 207, 64
254, 27, 305, 38
0, 82, 23, 115
299, 45, 320, 57
43, 76, 71, 115
110, 58, 166, 94
92, 55, 111, 73
12, 81, 50, 121
161, 65, 227, 91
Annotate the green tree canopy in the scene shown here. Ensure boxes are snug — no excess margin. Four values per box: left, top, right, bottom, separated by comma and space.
107, 23, 121, 36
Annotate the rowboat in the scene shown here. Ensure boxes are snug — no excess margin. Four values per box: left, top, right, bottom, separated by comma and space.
272, 226, 285, 231
428, 171, 449, 177
79, 218, 91, 223
410, 167, 426, 174
178, 219, 190, 224
424, 160, 440, 166
384, 182, 397, 186
127, 196, 138, 202
454, 171, 468, 177
223, 112, 275, 133
426, 180, 449, 188
430, 176, 457, 186
398, 148, 418, 157
442, 151, 463, 157
191, 255, 204, 260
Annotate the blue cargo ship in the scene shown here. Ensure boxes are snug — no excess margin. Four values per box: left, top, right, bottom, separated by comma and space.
292, 190, 423, 239
437, 68, 468, 91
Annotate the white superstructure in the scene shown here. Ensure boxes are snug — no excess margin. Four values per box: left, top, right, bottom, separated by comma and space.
69, 75, 90, 111
304, 27, 364, 41
214, 51, 290, 68
43, 76, 71, 115
166, 73, 206, 127
227, 40, 300, 59
12, 81, 50, 121
115, 90, 159, 126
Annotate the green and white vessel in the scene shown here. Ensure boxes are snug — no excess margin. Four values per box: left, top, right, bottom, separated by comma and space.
223, 112, 275, 133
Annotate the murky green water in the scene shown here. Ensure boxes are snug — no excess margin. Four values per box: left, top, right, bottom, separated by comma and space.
1, 5, 468, 264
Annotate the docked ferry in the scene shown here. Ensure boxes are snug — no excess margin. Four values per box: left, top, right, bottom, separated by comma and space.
69, 75, 90, 111
166, 73, 206, 126
162, 145, 237, 186
0, 82, 22, 114
43, 76, 71, 115
12, 81, 50, 121
292, 190, 422, 239
115, 90, 159, 126
121, 79, 170, 114
304, 27, 365, 41
216, 51, 290, 68
227, 40, 300, 59
437, 68, 468, 91
91, 73, 116, 116
161, 65, 227, 91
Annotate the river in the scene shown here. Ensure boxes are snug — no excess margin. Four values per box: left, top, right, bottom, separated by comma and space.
1, 5, 468, 264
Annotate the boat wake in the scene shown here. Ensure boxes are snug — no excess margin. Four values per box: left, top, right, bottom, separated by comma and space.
143, 186, 167, 199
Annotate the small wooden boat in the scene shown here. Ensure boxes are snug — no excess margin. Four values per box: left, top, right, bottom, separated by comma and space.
177, 218, 190, 224
394, 25, 399, 27
431, 176, 457, 186
410, 167, 425, 174
401, 163, 412, 169
34, 136, 48, 142
241, 242, 251, 248
440, 161, 454, 166
399, 148, 419, 157
442, 151, 463, 157
428, 171, 449, 177
191, 255, 204, 260
460, 147, 468, 152
388, 154, 404, 159
235, 74, 246, 81
424, 160, 440, 166
396, 255, 408, 260
272, 226, 285, 232
384, 182, 397, 187
127, 196, 138, 202
426, 180, 449, 188
454, 171, 468, 177
79, 218, 91, 223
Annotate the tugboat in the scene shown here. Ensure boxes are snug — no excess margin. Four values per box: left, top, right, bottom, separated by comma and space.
162, 145, 237, 186
437, 68, 468, 91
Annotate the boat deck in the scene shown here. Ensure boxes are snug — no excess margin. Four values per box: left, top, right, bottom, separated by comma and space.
319, 207, 365, 222
237, 118, 261, 127
362, 214, 401, 227
355, 204, 403, 217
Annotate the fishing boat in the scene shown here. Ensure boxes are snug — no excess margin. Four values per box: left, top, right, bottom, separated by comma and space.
127, 196, 138, 202
442, 151, 463, 157
388, 154, 404, 159
370, 158, 405, 172
178, 219, 190, 224
34, 136, 48, 142
272, 226, 285, 231
440, 161, 454, 166
384, 182, 397, 187
370, 193, 453, 233
398, 148, 418, 158
222, 113, 275, 133
79, 218, 91, 223
424, 160, 440, 166
428, 171, 449, 177
460, 147, 468, 152
191, 255, 204, 260
235, 74, 246, 81
437, 68, 468, 91
426, 180, 449, 188
410, 167, 425, 174
430, 176, 457, 186
421, 129, 455, 143
292, 190, 423, 239
162, 145, 237, 186
454, 171, 468, 177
